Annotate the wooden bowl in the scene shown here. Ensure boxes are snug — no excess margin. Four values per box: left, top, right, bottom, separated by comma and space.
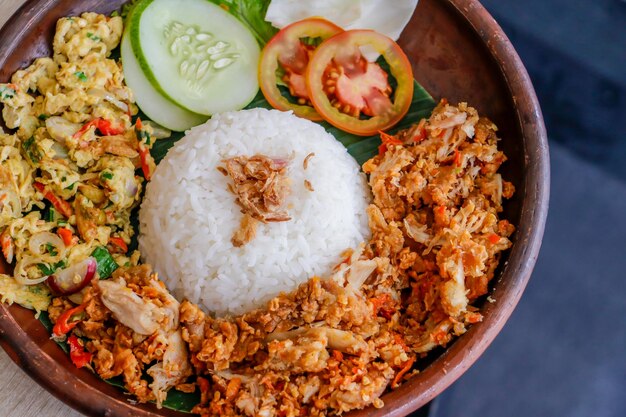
0, 0, 549, 416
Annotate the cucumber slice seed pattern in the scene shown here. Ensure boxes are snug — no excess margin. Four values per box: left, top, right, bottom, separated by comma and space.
164, 21, 240, 93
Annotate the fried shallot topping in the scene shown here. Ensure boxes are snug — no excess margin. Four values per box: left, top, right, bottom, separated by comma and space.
303, 152, 315, 169
220, 154, 291, 247
231, 214, 258, 248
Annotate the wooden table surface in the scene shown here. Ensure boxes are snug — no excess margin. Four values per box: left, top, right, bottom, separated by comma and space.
0, 1, 84, 415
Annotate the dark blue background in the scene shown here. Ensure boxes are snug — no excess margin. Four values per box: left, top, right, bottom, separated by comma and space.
423, 1, 626, 416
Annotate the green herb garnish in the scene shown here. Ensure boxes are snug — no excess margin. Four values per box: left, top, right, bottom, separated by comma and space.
0, 85, 16, 101
74, 71, 88, 82
46, 207, 56, 223
91, 246, 118, 279
86, 32, 101, 42
45, 243, 58, 257
101, 171, 114, 180
138, 129, 151, 145
22, 136, 42, 163
37, 260, 66, 276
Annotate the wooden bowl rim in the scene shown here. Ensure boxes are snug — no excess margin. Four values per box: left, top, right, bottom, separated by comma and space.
0, 0, 550, 416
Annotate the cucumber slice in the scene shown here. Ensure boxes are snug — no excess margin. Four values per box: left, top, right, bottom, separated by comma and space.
128, 0, 261, 116
121, 32, 207, 131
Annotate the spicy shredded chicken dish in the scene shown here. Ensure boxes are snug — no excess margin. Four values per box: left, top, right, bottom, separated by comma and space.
0, 12, 515, 417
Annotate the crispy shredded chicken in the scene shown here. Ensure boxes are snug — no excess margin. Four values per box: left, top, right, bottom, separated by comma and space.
362, 100, 515, 356
221, 154, 291, 247
49, 265, 191, 408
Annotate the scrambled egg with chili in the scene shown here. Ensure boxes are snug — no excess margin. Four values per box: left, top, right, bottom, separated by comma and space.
0, 13, 159, 310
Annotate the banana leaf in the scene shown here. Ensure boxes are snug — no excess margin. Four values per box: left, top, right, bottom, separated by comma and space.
152, 81, 435, 165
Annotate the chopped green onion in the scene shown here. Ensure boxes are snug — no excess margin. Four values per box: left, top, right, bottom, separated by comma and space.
65, 182, 76, 190
37, 260, 66, 276
0, 85, 16, 100
74, 71, 88, 82
101, 171, 114, 180
138, 130, 151, 146
91, 246, 118, 279
22, 136, 42, 163
38, 114, 49, 121
45, 243, 58, 257
86, 32, 101, 42
37, 264, 53, 276
46, 207, 56, 222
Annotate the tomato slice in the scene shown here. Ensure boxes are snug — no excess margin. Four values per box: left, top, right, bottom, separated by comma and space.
331, 57, 392, 117
259, 18, 343, 121
306, 30, 414, 136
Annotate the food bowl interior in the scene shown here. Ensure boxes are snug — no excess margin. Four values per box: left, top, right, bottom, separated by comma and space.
0, 1, 548, 416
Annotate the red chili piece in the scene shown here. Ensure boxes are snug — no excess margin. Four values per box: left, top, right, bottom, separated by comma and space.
68, 334, 93, 368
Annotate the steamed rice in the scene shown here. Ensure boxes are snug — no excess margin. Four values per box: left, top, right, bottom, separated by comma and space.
139, 108, 371, 315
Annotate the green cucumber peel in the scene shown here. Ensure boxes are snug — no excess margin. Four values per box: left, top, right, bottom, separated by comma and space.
127, 0, 260, 116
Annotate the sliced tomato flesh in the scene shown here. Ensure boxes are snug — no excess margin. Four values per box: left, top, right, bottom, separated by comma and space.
331, 60, 392, 117
278, 41, 313, 74
259, 18, 343, 121
278, 42, 316, 100
284, 71, 309, 100
332, 44, 368, 77
306, 30, 414, 136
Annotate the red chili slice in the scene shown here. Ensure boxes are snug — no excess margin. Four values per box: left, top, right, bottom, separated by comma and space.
52, 304, 86, 338
68, 334, 93, 368
108, 236, 128, 253
73, 118, 125, 139
33, 182, 74, 218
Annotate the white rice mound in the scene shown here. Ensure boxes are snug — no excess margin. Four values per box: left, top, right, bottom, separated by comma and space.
139, 108, 371, 316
